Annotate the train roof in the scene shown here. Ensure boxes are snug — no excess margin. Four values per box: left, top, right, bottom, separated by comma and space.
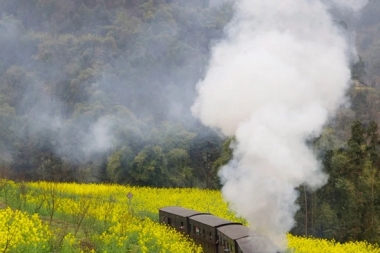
236, 237, 254, 253
217, 224, 251, 240
236, 235, 281, 253
190, 214, 241, 227
159, 206, 209, 217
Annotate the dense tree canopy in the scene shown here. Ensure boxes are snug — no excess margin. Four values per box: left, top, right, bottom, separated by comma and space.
0, 0, 233, 186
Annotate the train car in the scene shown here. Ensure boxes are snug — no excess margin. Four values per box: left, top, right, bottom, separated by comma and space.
159, 206, 209, 234
159, 206, 280, 253
217, 224, 251, 253
189, 214, 242, 253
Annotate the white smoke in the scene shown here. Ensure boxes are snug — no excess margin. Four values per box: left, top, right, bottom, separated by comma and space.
83, 116, 115, 154
192, 0, 366, 249
329, 0, 368, 11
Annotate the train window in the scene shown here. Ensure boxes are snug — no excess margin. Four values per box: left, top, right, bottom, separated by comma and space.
209, 231, 212, 240
168, 217, 172, 225
202, 229, 205, 237
180, 221, 184, 230
223, 240, 229, 253
193, 225, 196, 234
196, 227, 200, 235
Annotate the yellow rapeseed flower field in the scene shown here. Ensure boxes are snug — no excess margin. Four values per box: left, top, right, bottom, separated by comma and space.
0, 207, 51, 252
1, 180, 380, 252
287, 234, 380, 253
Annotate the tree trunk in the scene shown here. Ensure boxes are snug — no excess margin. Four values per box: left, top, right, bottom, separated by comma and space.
304, 186, 308, 236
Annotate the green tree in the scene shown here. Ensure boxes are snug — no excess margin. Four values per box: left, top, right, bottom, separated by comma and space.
166, 148, 192, 187
130, 145, 167, 187
294, 121, 380, 243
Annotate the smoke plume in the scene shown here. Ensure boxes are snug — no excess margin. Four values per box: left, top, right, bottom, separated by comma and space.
192, 0, 367, 249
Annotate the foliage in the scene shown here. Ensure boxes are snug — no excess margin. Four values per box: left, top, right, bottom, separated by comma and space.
287, 234, 380, 253
0, 180, 209, 252
0, 207, 51, 252
1, 180, 380, 252
1, 0, 380, 250
0, 0, 233, 188
293, 120, 380, 244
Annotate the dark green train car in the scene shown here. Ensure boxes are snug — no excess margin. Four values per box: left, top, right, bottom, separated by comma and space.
159, 206, 280, 253
159, 206, 209, 234
217, 224, 251, 253
189, 214, 241, 253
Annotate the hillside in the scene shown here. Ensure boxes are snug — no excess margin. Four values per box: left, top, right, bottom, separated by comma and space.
0, 0, 234, 187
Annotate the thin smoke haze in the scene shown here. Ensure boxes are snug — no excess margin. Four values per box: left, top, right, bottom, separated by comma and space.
192, 0, 367, 250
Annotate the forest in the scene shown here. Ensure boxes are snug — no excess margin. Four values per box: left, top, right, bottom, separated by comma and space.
0, 0, 380, 245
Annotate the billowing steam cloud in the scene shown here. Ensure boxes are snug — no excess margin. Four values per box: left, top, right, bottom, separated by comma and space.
192, 0, 367, 250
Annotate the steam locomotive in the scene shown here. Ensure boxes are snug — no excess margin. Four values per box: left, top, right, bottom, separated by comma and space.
159, 206, 281, 253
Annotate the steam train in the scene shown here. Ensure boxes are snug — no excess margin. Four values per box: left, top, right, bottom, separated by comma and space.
159, 206, 280, 253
